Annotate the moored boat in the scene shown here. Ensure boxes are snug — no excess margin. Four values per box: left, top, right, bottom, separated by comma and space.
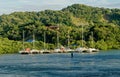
19, 50, 30, 54
75, 47, 99, 53
19, 48, 31, 54
75, 47, 88, 53
30, 49, 40, 54
87, 48, 99, 53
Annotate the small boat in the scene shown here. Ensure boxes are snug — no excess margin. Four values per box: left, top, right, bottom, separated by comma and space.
19, 50, 30, 54
19, 47, 31, 54
42, 49, 51, 54
30, 49, 40, 54
87, 48, 99, 53
54, 48, 63, 53
75, 47, 99, 53
64, 47, 75, 53
53, 46, 74, 53
75, 47, 89, 53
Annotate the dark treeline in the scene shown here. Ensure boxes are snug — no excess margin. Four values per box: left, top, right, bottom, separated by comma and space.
0, 4, 120, 54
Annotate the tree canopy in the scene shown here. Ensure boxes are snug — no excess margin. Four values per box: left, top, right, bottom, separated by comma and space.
0, 4, 120, 53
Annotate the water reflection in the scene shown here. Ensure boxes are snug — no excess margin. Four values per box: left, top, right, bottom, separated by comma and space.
0, 50, 120, 77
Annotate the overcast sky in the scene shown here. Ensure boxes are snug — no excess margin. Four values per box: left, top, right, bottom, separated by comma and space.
0, 0, 120, 15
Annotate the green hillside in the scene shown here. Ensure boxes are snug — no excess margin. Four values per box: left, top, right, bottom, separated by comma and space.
0, 4, 120, 54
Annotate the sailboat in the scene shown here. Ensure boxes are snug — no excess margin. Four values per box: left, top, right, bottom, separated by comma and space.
64, 30, 74, 53
87, 32, 99, 53
53, 24, 64, 53
19, 30, 30, 54
30, 32, 40, 54
41, 31, 51, 54
54, 27, 62, 53
76, 27, 99, 53
75, 25, 88, 53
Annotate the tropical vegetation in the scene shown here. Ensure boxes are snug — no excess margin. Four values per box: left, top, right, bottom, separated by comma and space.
0, 4, 120, 54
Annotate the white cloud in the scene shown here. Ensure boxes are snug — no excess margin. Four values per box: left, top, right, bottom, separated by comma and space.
16, 0, 73, 12
18, 0, 32, 3
71, 0, 109, 6
103, 3, 120, 8
0, 0, 120, 15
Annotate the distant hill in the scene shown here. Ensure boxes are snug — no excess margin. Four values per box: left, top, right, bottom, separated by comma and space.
0, 4, 120, 51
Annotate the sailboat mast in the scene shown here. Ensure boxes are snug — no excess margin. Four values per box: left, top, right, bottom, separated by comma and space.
82, 25, 83, 47
67, 30, 70, 48
44, 31, 46, 50
57, 30, 59, 48
57, 24, 59, 48
23, 30, 25, 50
33, 32, 35, 49
91, 32, 94, 48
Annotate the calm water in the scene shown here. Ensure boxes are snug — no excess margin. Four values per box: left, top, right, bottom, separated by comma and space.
0, 50, 120, 77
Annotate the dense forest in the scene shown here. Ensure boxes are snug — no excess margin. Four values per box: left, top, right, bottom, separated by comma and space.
0, 4, 120, 54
